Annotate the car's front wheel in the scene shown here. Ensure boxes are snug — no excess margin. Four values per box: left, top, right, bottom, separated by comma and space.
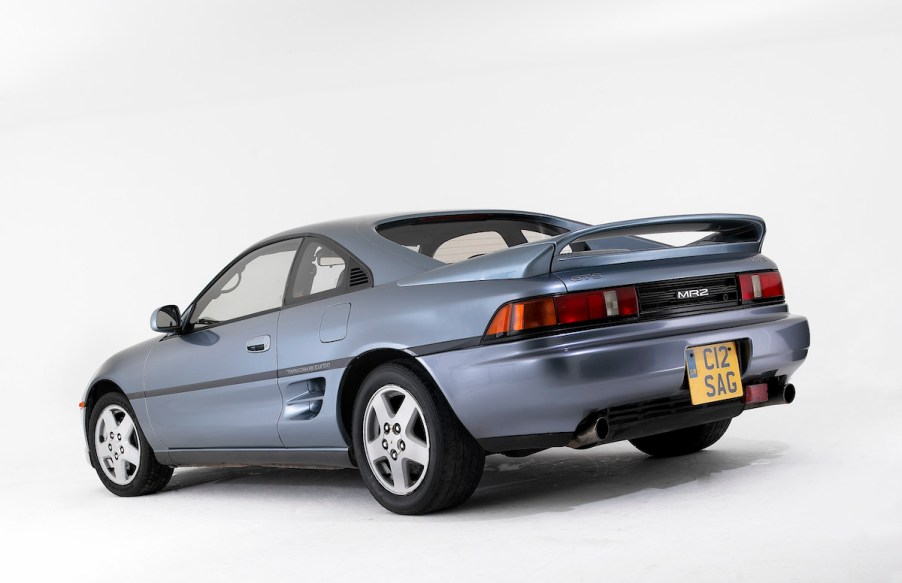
352, 363, 485, 515
629, 419, 732, 457
88, 392, 173, 496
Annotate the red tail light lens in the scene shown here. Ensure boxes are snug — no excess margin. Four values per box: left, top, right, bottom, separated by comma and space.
485, 286, 639, 340
738, 271, 784, 303
554, 287, 638, 322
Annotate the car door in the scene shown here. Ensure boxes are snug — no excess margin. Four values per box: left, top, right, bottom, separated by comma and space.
144, 238, 302, 449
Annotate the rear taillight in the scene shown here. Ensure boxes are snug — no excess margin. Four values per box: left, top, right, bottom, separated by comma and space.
485, 286, 639, 340
738, 271, 784, 303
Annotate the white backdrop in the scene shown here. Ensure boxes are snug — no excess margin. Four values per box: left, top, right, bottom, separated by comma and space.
2, 1, 900, 581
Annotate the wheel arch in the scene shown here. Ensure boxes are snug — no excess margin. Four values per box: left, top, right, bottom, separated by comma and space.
337, 348, 438, 457
83, 379, 127, 437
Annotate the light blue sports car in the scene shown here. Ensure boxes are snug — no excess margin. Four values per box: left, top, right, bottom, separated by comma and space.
81, 211, 809, 514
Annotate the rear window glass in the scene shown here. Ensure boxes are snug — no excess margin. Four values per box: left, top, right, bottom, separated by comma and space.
522, 229, 553, 243
434, 232, 507, 263
377, 215, 569, 264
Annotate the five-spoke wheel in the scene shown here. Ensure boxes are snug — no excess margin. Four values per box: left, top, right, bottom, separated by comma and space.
94, 404, 142, 485
88, 392, 173, 496
362, 384, 431, 495
352, 363, 485, 515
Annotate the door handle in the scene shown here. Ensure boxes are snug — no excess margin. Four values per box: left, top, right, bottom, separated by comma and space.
246, 335, 271, 353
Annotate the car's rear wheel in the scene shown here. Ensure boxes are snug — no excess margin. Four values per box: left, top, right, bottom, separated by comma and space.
352, 362, 485, 515
629, 419, 732, 457
88, 392, 173, 496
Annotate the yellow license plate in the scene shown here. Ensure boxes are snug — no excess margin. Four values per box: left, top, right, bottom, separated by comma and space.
685, 342, 743, 405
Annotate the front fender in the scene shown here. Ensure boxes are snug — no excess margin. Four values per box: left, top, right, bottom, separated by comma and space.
81, 336, 163, 462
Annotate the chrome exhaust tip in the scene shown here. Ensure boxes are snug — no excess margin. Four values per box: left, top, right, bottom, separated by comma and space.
568, 415, 610, 449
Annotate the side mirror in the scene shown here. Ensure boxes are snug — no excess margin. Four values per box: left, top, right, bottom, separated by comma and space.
151, 305, 181, 333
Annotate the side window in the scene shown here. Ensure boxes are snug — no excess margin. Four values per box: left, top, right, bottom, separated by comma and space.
191, 239, 301, 327
434, 232, 508, 263
289, 240, 347, 300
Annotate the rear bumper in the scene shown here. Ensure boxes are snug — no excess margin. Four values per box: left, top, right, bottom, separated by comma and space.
418, 305, 809, 451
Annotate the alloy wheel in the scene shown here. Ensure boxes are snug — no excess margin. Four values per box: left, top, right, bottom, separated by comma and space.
94, 404, 141, 485
362, 384, 431, 495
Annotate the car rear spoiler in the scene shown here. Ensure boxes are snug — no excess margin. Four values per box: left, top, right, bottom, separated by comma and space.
398, 214, 765, 286
550, 214, 766, 272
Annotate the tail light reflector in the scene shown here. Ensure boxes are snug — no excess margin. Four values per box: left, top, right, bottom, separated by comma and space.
738, 271, 784, 303
485, 286, 639, 340
743, 383, 769, 404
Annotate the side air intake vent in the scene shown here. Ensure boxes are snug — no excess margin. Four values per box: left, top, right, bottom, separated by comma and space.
348, 267, 370, 288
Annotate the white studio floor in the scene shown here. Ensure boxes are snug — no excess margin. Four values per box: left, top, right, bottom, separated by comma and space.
2, 370, 899, 582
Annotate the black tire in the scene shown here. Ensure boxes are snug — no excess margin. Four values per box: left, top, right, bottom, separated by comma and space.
629, 419, 732, 458
352, 362, 485, 515
88, 392, 173, 496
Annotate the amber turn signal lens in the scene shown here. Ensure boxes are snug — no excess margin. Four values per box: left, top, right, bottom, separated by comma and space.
511, 298, 556, 331
486, 305, 512, 336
